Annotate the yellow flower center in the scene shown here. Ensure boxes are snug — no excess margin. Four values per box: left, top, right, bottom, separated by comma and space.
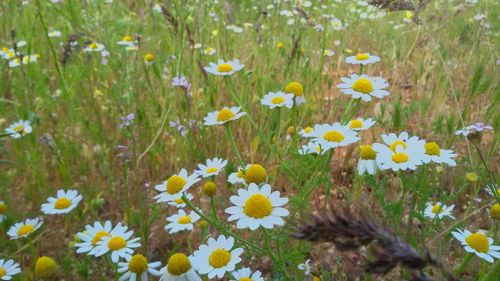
490, 203, 500, 221
17, 224, 34, 236
217, 63, 234, 73
271, 97, 285, 104
390, 140, 407, 152
177, 216, 192, 224
244, 164, 267, 184
465, 172, 478, 182
349, 119, 363, 129
0, 202, 7, 214
333, 22, 339, 27
89, 42, 98, 49
107, 236, 126, 251
465, 232, 489, 253
128, 254, 148, 274
203, 181, 217, 196
392, 152, 409, 163
13, 125, 24, 132
352, 78, 374, 94
174, 198, 184, 204
431, 204, 442, 214
0, 267, 5, 277
425, 142, 441, 156
244, 194, 273, 218
168, 253, 191, 275
360, 145, 376, 160
323, 130, 344, 142
208, 249, 231, 268
236, 170, 245, 178
240, 278, 252, 281
91, 231, 110, 246
216, 108, 235, 122
54, 197, 72, 209
277, 42, 284, 49
304, 127, 312, 133
206, 167, 218, 174
166, 175, 187, 195
122, 35, 133, 42
35, 256, 57, 278
355, 53, 369, 60
144, 53, 154, 62
285, 82, 304, 96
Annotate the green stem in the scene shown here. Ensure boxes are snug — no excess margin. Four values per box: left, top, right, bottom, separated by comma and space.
454, 252, 473, 275
479, 260, 500, 281
225, 125, 245, 167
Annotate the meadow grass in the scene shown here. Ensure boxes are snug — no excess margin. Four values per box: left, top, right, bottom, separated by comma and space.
0, 0, 498, 280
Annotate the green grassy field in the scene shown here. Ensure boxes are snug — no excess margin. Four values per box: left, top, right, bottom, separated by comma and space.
0, 0, 498, 280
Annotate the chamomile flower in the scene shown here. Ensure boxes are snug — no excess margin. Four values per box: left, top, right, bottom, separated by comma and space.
284, 81, 306, 105
297, 259, 311, 275
345, 53, 380, 65
5, 119, 32, 139
204, 59, 244, 76
203, 106, 246, 126
228, 168, 246, 185
298, 141, 327, 155
348, 117, 376, 131
93, 223, 141, 263
117, 35, 136, 46
117, 254, 161, 281
421, 141, 457, 166
423, 202, 455, 219
231, 267, 264, 281
48, 30, 62, 38
75, 221, 113, 255
154, 169, 200, 203
41, 189, 82, 215
452, 229, 500, 263
373, 133, 425, 171
0, 259, 22, 280
144, 53, 154, 65
195, 158, 227, 178
309, 123, 360, 151
331, 18, 343, 30
202, 47, 216, 55
357, 145, 379, 175
225, 183, 289, 230
165, 209, 201, 234
260, 91, 294, 109
299, 126, 314, 137
0, 201, 6, 222
337, 74, 389, 102
159, 253, 201, 281
7, 217, 43, 239
83, 41, 105, 52
167, 193, 193, 209
322, 49, 335, 57
192, 235, 243, 279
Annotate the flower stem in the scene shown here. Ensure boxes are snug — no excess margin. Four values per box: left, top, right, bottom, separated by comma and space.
225, 125, 245, 167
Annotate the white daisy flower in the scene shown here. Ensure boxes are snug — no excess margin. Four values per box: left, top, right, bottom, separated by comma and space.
322, 49, 335, 57
228, 168, 246, 185
373, 134, 425, 171
75, 221, 113, 255
348, 117, 376, 131
0, 201, 6, 222
117, 254, 162, 281
117, 35, 136, 46
337, 74, 389, 102
83, 42, 105, 52
357, 145, 380, 175
345, 53, 380, 65
421, 141, 457, 166
297, 259, 311, 275
167, 193, 193, 209
261, 91, 294, 109
93, 223, 141, 263
165, 209, 201, 234
203, 106, 246, 126
7, 217, 43, 239
308, 123, 360, 151
331, 18, 343, 30
191, 235, 243, 279
195, 158, 227, 178
154, 169, 200, 203
299, 126, 314, 137
48, 30, 62, 38
231, 267, 264, 281
284, 82, 306, 105
423, 202, 454, 219
5, 119, 32, 139
202, 47, 216, 56
41, 189, 82, 215
159, 253, 201, 281
203, 59, 244, 76
225, 183, 289, 230
298, 141, 328, 155
452, 229, 500, 263
0, 259, 22, 280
